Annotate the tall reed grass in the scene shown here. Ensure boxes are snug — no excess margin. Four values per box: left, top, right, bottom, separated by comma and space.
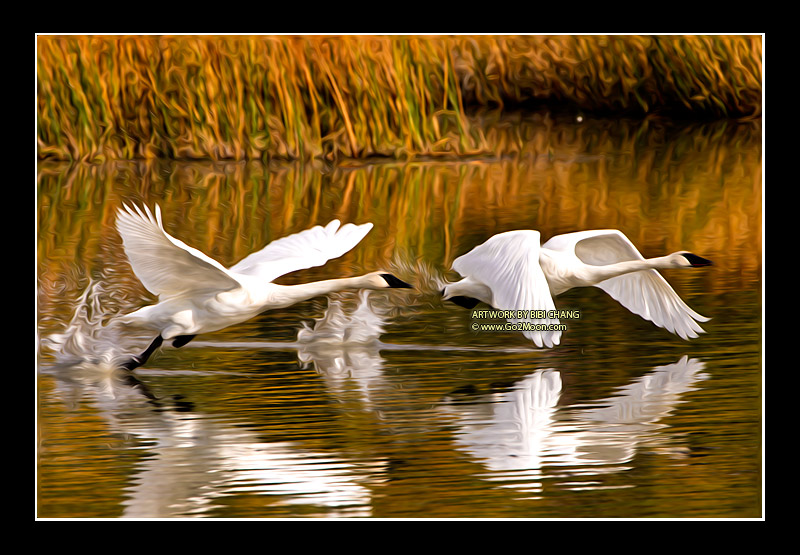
37, 35, 762, 162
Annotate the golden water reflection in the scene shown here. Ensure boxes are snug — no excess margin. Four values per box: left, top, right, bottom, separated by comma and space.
38, 349, 708, 517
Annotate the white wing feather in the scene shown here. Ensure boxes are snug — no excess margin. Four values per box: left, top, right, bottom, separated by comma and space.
453, 230, 561, 348
542, 229, 709, 339
116, 204, 241, 298
229, 220, 374, 282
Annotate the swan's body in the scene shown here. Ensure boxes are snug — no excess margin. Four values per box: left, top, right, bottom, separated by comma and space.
442, 229, 711, 348
115, 204, 411, 369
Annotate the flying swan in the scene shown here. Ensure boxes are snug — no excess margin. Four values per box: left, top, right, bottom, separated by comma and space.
441, 229, 712, 348
114, 204, 411, 370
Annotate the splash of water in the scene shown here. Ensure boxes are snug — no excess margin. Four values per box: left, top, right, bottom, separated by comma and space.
296, 290, 386, 345
39, 277, 141, 367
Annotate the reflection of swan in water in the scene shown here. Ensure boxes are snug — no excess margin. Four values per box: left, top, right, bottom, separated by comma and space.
443, 370, 563, 477
121, 414, 378, 518
295, 290, 389, 407
441, 356, 708, 494
40, 363, 379, 518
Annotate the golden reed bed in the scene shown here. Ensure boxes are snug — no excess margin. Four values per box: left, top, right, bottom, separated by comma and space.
37, 35, 762, 162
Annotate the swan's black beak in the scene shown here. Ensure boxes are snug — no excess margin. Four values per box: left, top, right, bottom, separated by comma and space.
381, 273, 413, 289
681, 253, 713, 267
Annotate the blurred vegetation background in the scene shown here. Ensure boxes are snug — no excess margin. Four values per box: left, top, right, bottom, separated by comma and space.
36, 35, 762, 162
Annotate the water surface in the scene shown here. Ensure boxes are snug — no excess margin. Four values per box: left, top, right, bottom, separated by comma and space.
37, 115, 762, 518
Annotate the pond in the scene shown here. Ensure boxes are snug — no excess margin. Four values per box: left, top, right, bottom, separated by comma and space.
36, 113, 762, 518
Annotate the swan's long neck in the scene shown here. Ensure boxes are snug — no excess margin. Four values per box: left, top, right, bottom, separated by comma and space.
271, 275, 375, 308
587, 256, 672, 283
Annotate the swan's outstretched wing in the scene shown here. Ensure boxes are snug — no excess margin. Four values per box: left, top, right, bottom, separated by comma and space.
229, 220, 374, 282
453, 230, 561, 348
116, 204, 241, 298
542, 230, 709, 339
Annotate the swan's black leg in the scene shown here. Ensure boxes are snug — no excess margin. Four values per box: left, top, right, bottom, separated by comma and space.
172, 334, 196, 348
120, 335, 163, 371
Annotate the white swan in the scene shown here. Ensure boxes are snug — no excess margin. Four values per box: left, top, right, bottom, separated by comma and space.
441, 229, 711, 348
114, 204, 411, 370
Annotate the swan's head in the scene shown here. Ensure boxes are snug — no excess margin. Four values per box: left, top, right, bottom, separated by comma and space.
365, 271, 413, 289
672, 251, 713, 268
